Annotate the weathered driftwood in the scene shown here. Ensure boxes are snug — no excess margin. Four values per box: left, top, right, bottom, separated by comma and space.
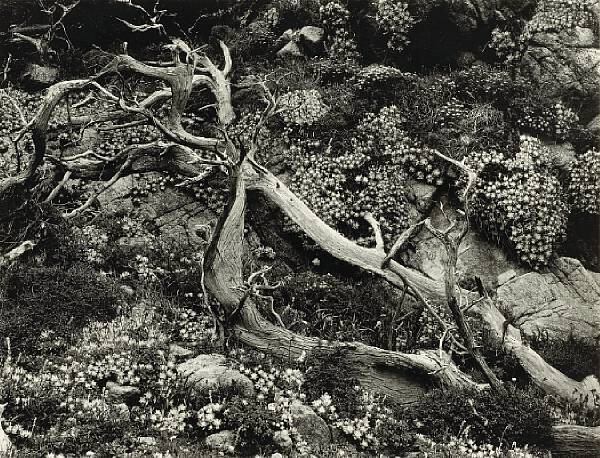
551, 424, 600, 456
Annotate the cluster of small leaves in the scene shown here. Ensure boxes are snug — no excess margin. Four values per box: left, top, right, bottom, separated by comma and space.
516, 101, 579, 141
320, 1, 360, 62
354, 105, 445, 185
488, 28, 520, 63
466, 136, 569, 269
568, 149, 600, 214
351, 64, 413, 93
527, 0, 597, 34
278, 89, 330, 126
374, 0, 416, 53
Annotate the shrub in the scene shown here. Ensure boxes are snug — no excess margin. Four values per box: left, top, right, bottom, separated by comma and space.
406, 387, 554, 447
303, 348, 362, 418
272, 271, 406, 346
0, 263, 119, 355
222, 396, 280, 454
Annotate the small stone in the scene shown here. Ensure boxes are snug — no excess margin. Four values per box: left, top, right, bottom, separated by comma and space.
105, 382, 141, 404
290, 404, 331, 446
277, 41, 305, 58
271, 453, 285, 458
137, 436, 157, 447
497, 269, 517, 286
205, 430, 236, 452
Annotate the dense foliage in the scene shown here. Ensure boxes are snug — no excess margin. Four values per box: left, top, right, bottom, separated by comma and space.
407, 387, 554, 447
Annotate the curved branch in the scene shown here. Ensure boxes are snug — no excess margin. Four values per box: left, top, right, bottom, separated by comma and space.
242, 160, 600, 405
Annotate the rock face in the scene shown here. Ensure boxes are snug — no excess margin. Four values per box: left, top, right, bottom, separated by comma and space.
521, 26, 600, 118
496, 257, 600, 341
98, 172, 214, 246
177, 354, 255, 397
410, 0, 536, 34
408, 201, 527, 289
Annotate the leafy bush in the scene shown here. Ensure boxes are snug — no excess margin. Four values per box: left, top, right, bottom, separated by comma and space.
303, 349, 362, 418
273, 271, 406, 346
223, 396, 281, 454
374, 0, 416, 53
0, 263, 119, 355
406, 387, 554, 447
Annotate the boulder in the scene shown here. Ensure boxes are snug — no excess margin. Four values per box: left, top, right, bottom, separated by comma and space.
98, 172, 215, 246
177, 354, 255, 397
205, 430, 236, 453
588, 113, 600, 134
496, 257, 600, 340
298, 26, 325, 54
290, 404, 331, 446
169, 343, 193, 359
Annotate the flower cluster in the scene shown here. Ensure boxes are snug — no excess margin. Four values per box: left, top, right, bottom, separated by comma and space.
288, 137, 410, 246
73, 224, 109, 265
311, 393, 338, 420
148, 404, 192, 436
375, 0, 416, 53
421, 432, 538, 457
437, 98, 470, 128
197, 402, 223, 431
489, 28, 520, 63
466, 137, 569, 269
516, 102, 579, 141
528, 0, 597, 33
568, 149, 600, 214
320, 1, 360, 62
278, 89, 330, 126
355, 105, 444, 185
351, 64, 413, 92
172, 308, 213, 343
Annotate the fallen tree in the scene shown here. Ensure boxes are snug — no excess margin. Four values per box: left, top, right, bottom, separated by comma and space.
1, 36, 599, 453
